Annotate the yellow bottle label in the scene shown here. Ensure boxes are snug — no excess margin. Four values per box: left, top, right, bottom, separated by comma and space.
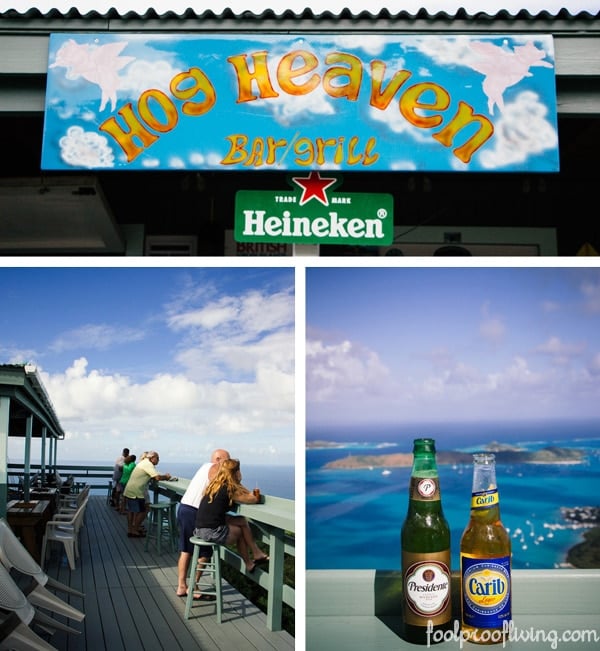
471, 489, 499, 509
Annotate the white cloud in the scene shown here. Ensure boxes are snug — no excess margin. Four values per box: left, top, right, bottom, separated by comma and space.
478, 91, 558, 169
141, 157, 161, 168
267, 88, 336, 127
1, 347, 39, 365
480, 302, 506, 344
535, 336, 586, 366
242, 46, 340, 127
50, 323, 145, 353
207, 152, 225, 166
390, 159, 418, 171
330, 34, 389, 57
412, 34, 479, 68
59, 126, 115, 168
368, 102, 432, 141
580, 279, 600, 313
169, 288, 293, 337
169, 285, 295, 384
169, 298, 238, 330
39, 355, 293, 464
189, 152, 205, 165
120, 59, 179, 95
541, 300, 561, 313
587, 353, 600, 376
306, 337, 391, 402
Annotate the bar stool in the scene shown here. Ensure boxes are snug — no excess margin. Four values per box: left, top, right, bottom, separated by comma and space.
184, 537, 223, 623
144, 501, 177, 554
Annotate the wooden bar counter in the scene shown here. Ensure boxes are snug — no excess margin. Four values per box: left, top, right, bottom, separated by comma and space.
6, 499, 52, 563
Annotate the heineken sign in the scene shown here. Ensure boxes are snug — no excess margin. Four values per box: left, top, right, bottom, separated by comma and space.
235, 172, 393, 245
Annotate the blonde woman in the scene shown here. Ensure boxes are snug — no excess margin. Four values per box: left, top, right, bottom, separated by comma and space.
194, 458, 269, 573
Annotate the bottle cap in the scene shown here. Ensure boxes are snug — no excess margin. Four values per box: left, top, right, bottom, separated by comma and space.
473, 453, 495, 464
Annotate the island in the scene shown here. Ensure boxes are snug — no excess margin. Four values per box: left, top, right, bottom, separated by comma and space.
319, 443, 585, 470
562, 507, 600, 568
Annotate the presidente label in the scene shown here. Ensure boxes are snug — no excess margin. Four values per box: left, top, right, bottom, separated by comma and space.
41, 33, 559, 172
404, 559, 451, 618
461, 556, 511, 629
471, 489, 499, 509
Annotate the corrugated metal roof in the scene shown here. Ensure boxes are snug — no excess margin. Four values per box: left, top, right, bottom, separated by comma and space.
2, 1, 599, 17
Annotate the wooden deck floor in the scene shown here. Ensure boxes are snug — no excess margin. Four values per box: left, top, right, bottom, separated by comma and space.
39, 494, 295, 651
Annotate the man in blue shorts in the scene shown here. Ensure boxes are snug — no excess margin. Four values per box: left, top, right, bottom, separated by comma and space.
176, 448, 230, 599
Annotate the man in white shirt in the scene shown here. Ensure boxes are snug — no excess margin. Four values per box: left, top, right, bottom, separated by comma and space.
176, 448, 230, 599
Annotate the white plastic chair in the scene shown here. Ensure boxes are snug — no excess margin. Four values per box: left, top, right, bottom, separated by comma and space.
0, 518, 84, 623
40, 499, 87, 571
0, 563, 78, 649
0, 618, 58, 651
57, 484, 89, 514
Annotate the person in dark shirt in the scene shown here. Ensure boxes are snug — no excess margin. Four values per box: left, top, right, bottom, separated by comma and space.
110, 447, 129, 507
117, 454, 137, 514
195, 458, 269, 573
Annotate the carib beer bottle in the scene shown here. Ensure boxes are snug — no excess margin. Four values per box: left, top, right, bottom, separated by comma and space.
401, 438, 452, 644
460, 453, 511, 644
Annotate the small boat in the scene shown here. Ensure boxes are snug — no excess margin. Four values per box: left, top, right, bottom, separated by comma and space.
381, 469, 391, 476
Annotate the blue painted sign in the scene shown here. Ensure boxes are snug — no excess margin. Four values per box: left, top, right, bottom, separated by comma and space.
41, 33, 559, 172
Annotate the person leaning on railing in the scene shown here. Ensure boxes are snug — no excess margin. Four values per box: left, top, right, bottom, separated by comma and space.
123, 451, 171, 538
194, 458, 269, 574
117, 454, 136, 514
110, 447, 129, 507
176, 448, 230, 600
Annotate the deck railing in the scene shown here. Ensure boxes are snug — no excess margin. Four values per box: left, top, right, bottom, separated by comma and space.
5, 463, 295, 632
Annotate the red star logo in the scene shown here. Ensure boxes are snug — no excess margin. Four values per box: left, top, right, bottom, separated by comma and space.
292, 171, 337, 207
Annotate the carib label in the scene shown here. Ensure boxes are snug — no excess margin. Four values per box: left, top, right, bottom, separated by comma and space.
471, 489, 499, 509
461, 556, 511, 629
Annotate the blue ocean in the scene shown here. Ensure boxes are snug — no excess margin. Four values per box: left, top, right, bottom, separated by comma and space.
77, 462, 295, 500
306, 420, 600, 570
167, 462, 295, 500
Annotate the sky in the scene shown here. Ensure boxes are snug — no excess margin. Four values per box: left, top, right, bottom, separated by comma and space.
306, 265, 600, 429
1, 265, 294, 466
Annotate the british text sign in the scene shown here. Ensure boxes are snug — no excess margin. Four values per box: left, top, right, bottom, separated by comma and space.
41, 33, 559, 172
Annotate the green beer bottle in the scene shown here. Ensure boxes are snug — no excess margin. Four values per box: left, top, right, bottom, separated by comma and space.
401, 438, 452, 644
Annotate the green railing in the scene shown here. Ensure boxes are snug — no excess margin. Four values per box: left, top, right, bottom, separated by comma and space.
4, 463, 295, 632
5, 463, 114, 506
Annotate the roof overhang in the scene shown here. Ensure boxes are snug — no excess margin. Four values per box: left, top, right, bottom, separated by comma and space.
0, 364, 65, 439
2, 1, 599, 17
